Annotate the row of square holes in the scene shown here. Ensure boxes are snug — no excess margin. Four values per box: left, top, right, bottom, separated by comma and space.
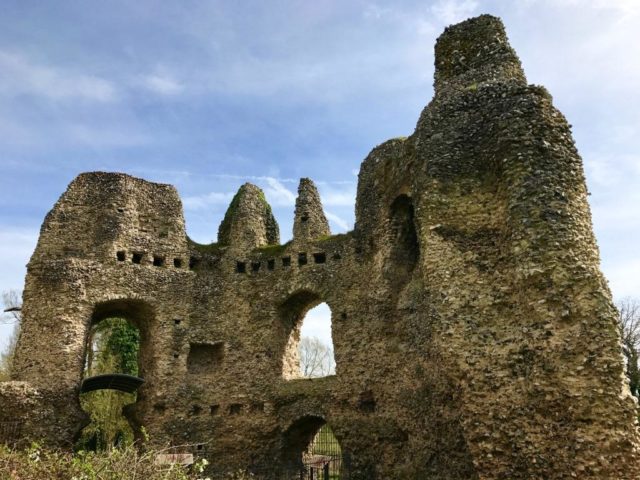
117, 250, 342, 273
117, 250, 184, 268
191, 402, 264, 416
236, 251, 341, 274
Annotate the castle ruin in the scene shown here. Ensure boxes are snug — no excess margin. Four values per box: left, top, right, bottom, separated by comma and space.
2, 15, 640, 479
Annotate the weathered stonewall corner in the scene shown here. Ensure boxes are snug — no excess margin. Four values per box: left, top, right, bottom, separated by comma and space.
2, 14, 639, 479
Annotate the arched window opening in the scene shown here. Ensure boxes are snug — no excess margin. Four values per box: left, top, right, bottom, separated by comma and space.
387, 194, 419, 283
282, 416, 345, 478
281, 293, 336, 380
76, 300, 150, 451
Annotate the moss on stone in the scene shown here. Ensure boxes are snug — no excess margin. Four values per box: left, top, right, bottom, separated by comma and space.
187, 238, 225, 255
217, 189, 243, 246
253, 241, 291, 257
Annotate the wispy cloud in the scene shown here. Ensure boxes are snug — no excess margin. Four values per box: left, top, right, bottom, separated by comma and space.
0, 50, 117, 102
319, 187, 357, 207
179, 175, 357, 213
138, 70, 184, 96
263, 177, 297, 206
325, 211, 350, 231
182, 191, 234, 210
430, 0, 479, 25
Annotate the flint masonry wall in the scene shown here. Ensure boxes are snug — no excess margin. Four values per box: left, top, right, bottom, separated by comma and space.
2, 14, 640, 480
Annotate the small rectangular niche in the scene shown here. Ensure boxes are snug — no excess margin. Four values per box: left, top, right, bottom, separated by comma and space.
210, 404, 220, 415
187, 342, 225, 374
250, 402, 265, 413
116, 251, 126, 262
298, 253, 307, 266
267, 259, 275, 271
191, 404, 203, 415
332, 253, 342, 260
313, 252, 326, 264
174, 258, 183, 268
189, 256, 200, 269
236, 261, 246, 273
228, 403, 242, 415
358, 390, 376, 413
282, 256, 291, 267
132, 252, 144, 264
251, 262, 261, 272
174, 318, 182, 326
153, 255, 165, 267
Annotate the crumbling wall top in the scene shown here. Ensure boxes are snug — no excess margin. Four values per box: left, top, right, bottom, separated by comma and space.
292, 178, 330, 244
217, 183, 280, 250
434, 14, 526, 94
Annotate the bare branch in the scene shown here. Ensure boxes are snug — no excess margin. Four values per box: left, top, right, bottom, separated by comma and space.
617, 297, 640, 398
0, 290, 22, 324
299, 336, 335, 378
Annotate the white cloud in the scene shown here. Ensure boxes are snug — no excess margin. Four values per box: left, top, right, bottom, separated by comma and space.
139, 72, 183, 95
0, 50, 117, 102
263, 177, 297, 206
319, 187, 356, 207
430, 0, 479, 25
300, 302, 333, 346
182, 191, 234, 210
325, 211, 350, 232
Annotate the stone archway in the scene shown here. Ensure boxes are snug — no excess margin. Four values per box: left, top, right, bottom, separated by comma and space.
279, 291, 336, 380
75, 298, 155, 447
282, 415, 345, 477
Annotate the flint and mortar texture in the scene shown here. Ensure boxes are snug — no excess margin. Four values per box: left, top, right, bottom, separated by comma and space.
293, 178, 330, 244
217, 182, 280, 251
2, 14, 639, 480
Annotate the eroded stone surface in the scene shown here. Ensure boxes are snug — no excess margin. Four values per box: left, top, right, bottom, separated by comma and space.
293, 178, 330, 244
2, 14, 639, 480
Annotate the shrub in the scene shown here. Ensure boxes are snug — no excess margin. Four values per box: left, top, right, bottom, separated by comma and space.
0, 443, 208, 480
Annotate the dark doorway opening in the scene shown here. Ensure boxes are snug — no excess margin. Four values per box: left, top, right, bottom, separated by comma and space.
282, 416, 347, 479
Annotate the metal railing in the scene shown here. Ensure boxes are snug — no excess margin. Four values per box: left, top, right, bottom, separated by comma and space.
0, 421, 21, 446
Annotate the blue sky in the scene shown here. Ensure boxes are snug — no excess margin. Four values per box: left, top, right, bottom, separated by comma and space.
1, 0, 639, 350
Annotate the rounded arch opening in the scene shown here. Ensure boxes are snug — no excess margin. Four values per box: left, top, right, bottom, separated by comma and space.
386, 194, 419, 283
76, 299, 154, 451
280, 291, 336, 380
282, 415, 343, 475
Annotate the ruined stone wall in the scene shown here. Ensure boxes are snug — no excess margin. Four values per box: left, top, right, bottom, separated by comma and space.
2, 14, 639, 480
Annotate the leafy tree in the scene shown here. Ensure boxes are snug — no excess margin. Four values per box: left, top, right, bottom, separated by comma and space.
299, 336, 335, 378
77, 318, 140, 451
618, 298, 640, 398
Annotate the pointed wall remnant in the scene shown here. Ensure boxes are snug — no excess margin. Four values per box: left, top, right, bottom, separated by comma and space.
293, 178, 330, 243
217, 183, 279, 250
